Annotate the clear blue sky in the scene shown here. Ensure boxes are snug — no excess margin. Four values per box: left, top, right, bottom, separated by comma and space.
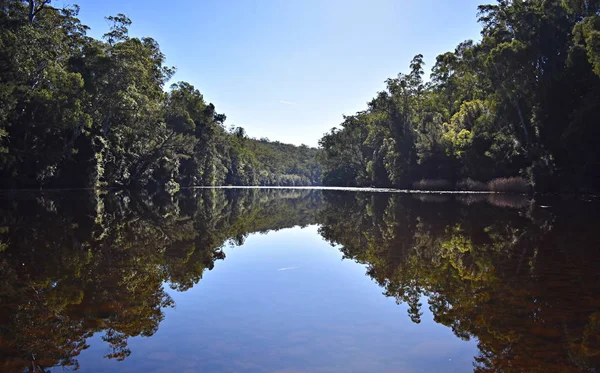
57, 0, 484, 147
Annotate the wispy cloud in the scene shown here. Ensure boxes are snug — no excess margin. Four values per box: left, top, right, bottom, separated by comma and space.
278, 100, 297, 106
277, 266, 299, 271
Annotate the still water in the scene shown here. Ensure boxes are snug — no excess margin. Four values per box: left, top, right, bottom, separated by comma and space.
0, 188, 599, 373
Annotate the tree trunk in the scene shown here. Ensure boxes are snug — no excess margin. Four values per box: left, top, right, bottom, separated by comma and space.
512, 96, 530, 149
102, 110, 112, 137
28, 0, 49, 23
28, 0, 35, 23
493, 63, 531, 150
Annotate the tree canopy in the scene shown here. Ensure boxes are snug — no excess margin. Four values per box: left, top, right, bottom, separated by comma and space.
2, 1, 600, 192
319, 0, 600, 193
0, 1, 321, 191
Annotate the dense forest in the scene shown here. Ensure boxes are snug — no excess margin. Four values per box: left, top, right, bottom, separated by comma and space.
0, 1, 321, 191
1, 189, 598, 372
319, 0, 600, 193
3, 0, 600, 193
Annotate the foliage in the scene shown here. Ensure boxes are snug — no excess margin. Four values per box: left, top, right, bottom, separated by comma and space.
0, 1, 320, 190
487, 176, 530, 194
319, 0, 600, 193
412, 179, 452, 191
456, 178, 488, 191
244, 138, 321, 186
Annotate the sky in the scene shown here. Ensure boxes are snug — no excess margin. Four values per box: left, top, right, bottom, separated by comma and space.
56, 0, 484, 147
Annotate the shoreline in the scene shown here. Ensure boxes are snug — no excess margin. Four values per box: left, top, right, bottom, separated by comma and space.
1, 185, 597, 199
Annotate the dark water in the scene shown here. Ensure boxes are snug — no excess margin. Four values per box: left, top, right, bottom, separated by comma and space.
0, 188, 599, 373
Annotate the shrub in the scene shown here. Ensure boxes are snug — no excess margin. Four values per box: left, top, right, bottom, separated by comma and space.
487, 194, 531, 208
457, 194, 488, 205
412, 179, 452, 191
487, 177, 530, 194
456, 178, 488, 191
414, 194, 451, 203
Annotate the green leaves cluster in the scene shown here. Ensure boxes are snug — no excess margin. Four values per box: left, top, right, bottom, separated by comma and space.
0, 1, 321, 190
320, 0, 600, 192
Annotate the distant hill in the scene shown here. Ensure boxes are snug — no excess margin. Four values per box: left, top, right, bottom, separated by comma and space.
243, 138, 321, 186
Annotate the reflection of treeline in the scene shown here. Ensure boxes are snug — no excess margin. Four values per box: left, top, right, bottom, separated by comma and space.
318, 192, 600, 372
0, 188, 321, 372
411, 192, 531, 209
2, 188, 598, 373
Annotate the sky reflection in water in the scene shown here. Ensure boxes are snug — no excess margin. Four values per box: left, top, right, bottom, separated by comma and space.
80, 225, 476, 373
0, 188, 598, 373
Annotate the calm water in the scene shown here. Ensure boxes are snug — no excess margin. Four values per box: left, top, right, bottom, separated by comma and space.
0, 189, 599, 373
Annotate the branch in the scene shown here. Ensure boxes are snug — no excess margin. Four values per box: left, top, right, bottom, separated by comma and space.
33, 1, 50, 18
28, 0, 51, 23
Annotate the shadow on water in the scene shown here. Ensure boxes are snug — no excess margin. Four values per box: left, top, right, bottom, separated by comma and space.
0, 188, 599, 372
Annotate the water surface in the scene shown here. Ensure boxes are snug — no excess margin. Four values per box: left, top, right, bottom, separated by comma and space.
0, 189, 598, 372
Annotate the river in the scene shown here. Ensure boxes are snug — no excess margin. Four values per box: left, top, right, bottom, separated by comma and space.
0, 188, 598, 372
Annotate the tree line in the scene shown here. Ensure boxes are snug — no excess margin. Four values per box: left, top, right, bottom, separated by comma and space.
319, 0, 600, 193
0, 1, 321, 191
3, 0, 600, 193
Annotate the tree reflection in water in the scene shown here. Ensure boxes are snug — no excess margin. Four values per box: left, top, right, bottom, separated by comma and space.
0, 189, 598, 372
